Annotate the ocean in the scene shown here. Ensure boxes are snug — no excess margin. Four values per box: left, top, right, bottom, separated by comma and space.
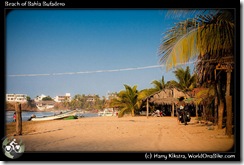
5, 111, 98, 123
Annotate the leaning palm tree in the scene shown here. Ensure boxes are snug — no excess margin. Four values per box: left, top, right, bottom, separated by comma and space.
159, 9, 234, 136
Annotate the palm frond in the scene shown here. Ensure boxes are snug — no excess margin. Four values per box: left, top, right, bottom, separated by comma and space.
195, 86, 215, 105
159, 9, 234, 70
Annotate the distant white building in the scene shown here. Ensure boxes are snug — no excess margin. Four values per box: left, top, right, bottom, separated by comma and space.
6, 94, 27, 103
54, 93, 71, 102
34, 94, 47, 102
36, 101, 55, 111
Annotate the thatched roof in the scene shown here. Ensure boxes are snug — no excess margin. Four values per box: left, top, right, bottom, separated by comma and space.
146, 88, 191, 105
151, 97, 178, 105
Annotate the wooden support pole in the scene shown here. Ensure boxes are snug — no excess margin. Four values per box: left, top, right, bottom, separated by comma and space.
226, 70, 232, 137
195, 104, 198, 118
171, 103, 174, 117
214, 97, 218, 125
218, 100, 224, 129
15, 102, 22, 136
214, 69, 218, 125
146, 98, 149, 119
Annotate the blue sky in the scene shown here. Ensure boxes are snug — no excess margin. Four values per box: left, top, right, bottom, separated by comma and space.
6, 10, 196, 99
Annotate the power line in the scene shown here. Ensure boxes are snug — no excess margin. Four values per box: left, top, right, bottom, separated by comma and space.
8, 61, 196, 77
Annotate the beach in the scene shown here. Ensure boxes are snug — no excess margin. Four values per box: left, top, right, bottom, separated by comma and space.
6, 116, 234, 152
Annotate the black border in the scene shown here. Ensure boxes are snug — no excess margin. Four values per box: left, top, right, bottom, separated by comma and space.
1, 0, 241, 162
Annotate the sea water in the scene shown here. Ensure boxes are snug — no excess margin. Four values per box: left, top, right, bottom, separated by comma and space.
5, 111, 98, 123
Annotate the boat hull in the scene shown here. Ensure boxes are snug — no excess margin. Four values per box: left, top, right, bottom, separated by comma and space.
30, 110, 77, 121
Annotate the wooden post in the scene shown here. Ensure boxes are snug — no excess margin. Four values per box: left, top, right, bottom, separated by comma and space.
216, 78, 224, 129
214, 97, 218, 125
15, 102, 22, 136
202, 105, 206, 120
195, 104, 198, 118
218, 100, 224, 129
214, 69, 218, 125
146, 98, 149, 119
171, 103, 174, 117
226, 70, 232, 137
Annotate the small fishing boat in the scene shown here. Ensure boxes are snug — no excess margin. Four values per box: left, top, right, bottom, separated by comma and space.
98, 108, 117, 117
30, 110, 77, 121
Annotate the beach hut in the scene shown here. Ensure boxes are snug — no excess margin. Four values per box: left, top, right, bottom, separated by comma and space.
144, 88, 191, 117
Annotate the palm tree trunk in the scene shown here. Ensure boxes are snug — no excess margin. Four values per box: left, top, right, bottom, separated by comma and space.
131, 109, 135, 117
225, 70, 232, 137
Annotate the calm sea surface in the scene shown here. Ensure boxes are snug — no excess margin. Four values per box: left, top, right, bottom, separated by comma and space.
5, 111, 98, 123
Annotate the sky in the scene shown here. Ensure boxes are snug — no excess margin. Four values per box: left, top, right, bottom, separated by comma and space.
6, 9, 197, 99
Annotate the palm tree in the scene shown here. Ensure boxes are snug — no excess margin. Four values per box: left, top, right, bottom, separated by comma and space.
159, 10, 234, 69
151, 76, 166, 92
165, 80, 179, 89
110, 84, 142, 117
173, 66, 196, 92
159, 10, 234, 136
151, 76, 180, 91
112, 85, 139, 117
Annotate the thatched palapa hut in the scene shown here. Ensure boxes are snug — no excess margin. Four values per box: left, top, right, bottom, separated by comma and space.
144, 88, 191, 117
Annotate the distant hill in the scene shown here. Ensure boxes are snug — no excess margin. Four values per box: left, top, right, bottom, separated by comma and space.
6, 102, 38, 111
6, 101, 73, 112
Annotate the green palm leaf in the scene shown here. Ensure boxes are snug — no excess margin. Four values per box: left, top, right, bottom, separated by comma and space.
159, 10, 234, 69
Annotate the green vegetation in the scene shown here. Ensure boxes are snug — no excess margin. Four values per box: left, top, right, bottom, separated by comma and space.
159, 10, 234, 136
173, 66, 196, 92
159, 10, 234, 70
110, 85, 140, 117
150, 76, 166, 93
42, 96, 53, 101
26, 96, 31, 102
60, 94, 105, 111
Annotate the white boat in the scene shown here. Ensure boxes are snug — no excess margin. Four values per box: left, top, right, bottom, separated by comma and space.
98, 108, 117, 117
36, 101, 55, 111
30, 110, 77, 121
36, 104, 55, 111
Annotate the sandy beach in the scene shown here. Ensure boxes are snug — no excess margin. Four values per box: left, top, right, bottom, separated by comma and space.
6, 116, 234, 152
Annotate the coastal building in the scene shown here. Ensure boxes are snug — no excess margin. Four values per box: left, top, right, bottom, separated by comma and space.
6, 94, 27, 102
54, 93, 71, 102
36, 100, 56, 111
86, 95, 96, 102
34, 94, 47, 102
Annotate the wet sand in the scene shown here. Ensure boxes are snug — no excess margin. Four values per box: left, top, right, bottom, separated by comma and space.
6, 116, 234, 152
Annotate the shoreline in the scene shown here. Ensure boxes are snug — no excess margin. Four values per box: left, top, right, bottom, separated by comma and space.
6, 109, 98, 112
6, 116, 234, 152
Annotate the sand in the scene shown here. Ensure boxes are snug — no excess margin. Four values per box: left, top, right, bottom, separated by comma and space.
6, 116, 234, 152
